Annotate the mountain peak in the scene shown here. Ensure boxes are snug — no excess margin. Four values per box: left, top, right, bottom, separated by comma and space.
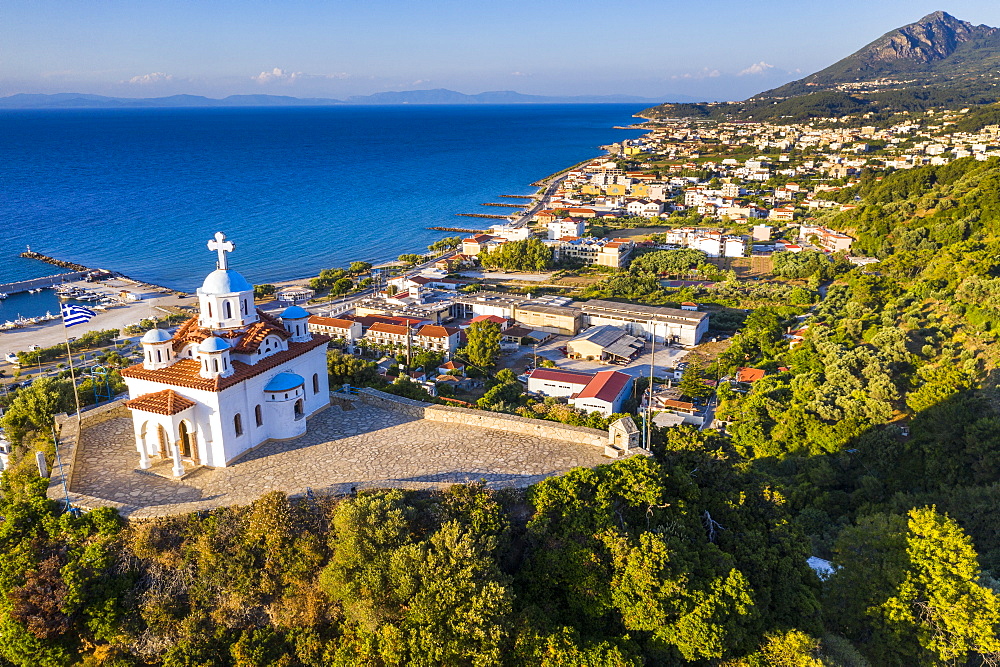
757, 11, 999, 98
919, 10, 957, 22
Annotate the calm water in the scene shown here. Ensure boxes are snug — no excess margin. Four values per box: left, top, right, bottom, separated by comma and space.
0, 105, 646, 293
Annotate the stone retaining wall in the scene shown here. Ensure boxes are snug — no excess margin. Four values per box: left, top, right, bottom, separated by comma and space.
356, 388, 608, 448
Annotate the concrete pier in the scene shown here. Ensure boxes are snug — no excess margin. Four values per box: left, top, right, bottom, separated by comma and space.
0, 271, 88, 295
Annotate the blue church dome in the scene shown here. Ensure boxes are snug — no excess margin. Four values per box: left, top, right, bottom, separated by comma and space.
281, 305, 310, 320
264, 372, 304, 392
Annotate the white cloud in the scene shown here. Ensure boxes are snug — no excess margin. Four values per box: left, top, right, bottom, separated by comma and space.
671, 68, 721, 80
412, 79, 430, 85
510, 71, 530, 77
252, 67, 301, 83
252, 68, 350, 84
127, 72, 175, 85
738, 61, 775, 76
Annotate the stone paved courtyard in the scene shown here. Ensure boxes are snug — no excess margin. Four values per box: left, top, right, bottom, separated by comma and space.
69, 403, 608, 518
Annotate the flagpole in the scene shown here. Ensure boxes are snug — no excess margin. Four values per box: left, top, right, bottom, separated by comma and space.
59, 305, 83, 429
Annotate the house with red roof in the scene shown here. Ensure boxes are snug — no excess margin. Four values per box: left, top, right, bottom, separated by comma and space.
735, 367, 767, 383
526, 367, 633, 417
570, 370, 634, 416
469, 314, 512, 330
415, 324, 462, 356
307, 315, 363, 342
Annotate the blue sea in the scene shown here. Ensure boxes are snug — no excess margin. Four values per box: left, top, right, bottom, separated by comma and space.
0, 104, 646, 297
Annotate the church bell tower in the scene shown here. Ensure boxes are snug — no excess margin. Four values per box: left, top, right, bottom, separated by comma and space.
196, 232, 258, 331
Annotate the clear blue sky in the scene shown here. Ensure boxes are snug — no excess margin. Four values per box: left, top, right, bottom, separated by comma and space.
3, 1, 1000, 101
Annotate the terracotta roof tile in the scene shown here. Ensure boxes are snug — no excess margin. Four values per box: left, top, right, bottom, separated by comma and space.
416, 325, 460, 338
125, 389, 196, 415
308, 315, 357, 329
367, 322, 411, 336
574, 370, 632, 403
122, 335, 329, 392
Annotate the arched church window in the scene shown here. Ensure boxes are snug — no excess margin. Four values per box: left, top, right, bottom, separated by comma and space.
156, 349, 162, 363
242, 299, 247, 314
312, 373, 319, 394
234, 413, 243, 436
207, 302, 213, 318
224, 301, 232, 319
255, 405, 263, 427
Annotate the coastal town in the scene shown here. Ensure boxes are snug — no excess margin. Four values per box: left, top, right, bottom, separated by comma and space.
8, 3, 1000, 664
4, 104, 1000, 471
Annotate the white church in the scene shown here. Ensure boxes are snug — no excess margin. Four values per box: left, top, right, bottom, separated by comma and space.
121, 232, 330, 476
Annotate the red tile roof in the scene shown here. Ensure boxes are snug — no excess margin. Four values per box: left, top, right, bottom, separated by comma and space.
125, 389, 196, 415
417, 325, 460, 338
575, 370, 632, 403
527, 368, 593, 386
736, 367, 767, 383
469, 315, 508, 325
308, 315, 357, 329
121, 335, 329, 393
658, 398, 695, 411
367, 322, 410, 336
168, 312, 290, 355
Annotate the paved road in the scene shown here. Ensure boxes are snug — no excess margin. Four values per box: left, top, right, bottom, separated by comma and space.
509, 174, 569, 228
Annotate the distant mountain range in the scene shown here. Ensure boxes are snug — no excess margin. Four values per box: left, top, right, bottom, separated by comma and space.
641, 10, 1000, 122
0, 89, 693, 110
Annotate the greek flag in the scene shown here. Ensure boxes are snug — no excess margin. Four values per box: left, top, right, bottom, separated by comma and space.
61, 304, 97, 327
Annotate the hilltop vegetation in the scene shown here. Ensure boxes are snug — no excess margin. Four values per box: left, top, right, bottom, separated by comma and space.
5, 145, 1000, 665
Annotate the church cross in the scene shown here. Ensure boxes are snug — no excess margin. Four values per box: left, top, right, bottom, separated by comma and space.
207, 231, 235, 270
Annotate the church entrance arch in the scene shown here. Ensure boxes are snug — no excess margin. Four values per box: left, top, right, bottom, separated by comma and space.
178, 421, 194, 458
294, 398, 304, 419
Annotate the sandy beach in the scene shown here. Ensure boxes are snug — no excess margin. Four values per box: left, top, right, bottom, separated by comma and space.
0, 279, 192, 358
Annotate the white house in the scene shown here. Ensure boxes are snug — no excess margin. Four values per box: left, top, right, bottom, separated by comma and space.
570, 370, 633, 416
308, 315, 363, 342
525, 368, 592, 398
525, 367, 634, 417
547, 218, 586, 240
723, 237, 746, 258
414, 324, 462, 356
121, 232, 330, 476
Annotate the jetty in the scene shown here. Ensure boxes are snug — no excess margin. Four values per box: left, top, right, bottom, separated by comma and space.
19, 250, 92, 273
499, 195, 533, 199
0, 271, 90, 296
15, 249, 183, 296
482, 203, 524, 208
456, 213, 510, 220
428, 227, 484, 233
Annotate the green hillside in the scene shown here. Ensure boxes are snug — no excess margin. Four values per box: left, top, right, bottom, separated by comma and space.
641, 11, 1000, 122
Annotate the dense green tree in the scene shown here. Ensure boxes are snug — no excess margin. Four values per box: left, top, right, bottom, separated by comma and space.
826, 508, 1000, 665
477, 238, 552, 272
678, 360, 712, 401
0, 377, 76, 443
629, 248, 708, 276
398, 253, 423, 266
461, 320, 501, 369
326, 349, 383, 388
